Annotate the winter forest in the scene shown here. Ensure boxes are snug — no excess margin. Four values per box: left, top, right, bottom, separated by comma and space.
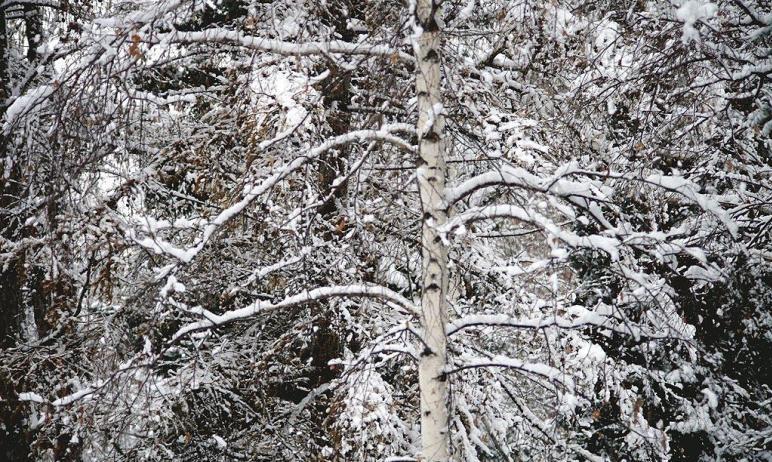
1, 0, 770, 460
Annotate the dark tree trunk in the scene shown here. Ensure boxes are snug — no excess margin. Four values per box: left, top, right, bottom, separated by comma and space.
24, 5, 41, 62
0, 9, 32, 460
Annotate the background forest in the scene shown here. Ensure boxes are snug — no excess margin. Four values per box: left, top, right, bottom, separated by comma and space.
1, 0, 770, 460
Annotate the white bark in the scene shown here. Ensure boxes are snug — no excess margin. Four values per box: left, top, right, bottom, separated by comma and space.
413, 0, 450, 460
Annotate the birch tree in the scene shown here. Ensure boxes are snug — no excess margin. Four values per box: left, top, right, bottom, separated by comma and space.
1, 1, 770, 461
413, 0, 450, 460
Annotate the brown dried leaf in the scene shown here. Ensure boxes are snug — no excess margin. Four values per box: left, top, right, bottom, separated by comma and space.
128, 33, 142, 59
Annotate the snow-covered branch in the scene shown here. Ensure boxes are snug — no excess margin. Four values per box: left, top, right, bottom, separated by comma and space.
126, 125, 414, 264
0, 0, 62, 9
449, 355, 575, 391
446, 164, 609, 211
444, 204, 620, 259
172, 284, 418, 341
447, 310, 680, 341
571, 170, 740, 237
156, 29, 415, 63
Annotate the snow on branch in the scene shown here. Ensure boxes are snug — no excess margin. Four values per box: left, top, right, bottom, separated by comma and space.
569, 169, 739, 238
449, 311, 606, 335
447, 167, 741, 245
446, 164, 613, 228
226, 253, 307, 297
645, 173, 739, 237
2, 85, 55, 134
449, 355, 575, 391
446, 164, 609, 208
51, 388, 95, 407
172, 284, 418, 341
126, 125, 414, 264
156, 29, 415, 63
443, 204, 620, 260
0, 0, 62, 9
17, 387, 95, 408
504, 384, 606, 462
447, 309, 680, 341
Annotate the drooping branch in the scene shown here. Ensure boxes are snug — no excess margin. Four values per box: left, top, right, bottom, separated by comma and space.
448, 355, 575, 392
122, 125, 415, 265
444, 204, 621, 260
172, 284, 419, 341
446, 164, 610, 209
447, 165, 613, 227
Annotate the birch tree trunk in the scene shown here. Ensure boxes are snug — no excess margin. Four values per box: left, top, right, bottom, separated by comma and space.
414, 1, 449, 460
